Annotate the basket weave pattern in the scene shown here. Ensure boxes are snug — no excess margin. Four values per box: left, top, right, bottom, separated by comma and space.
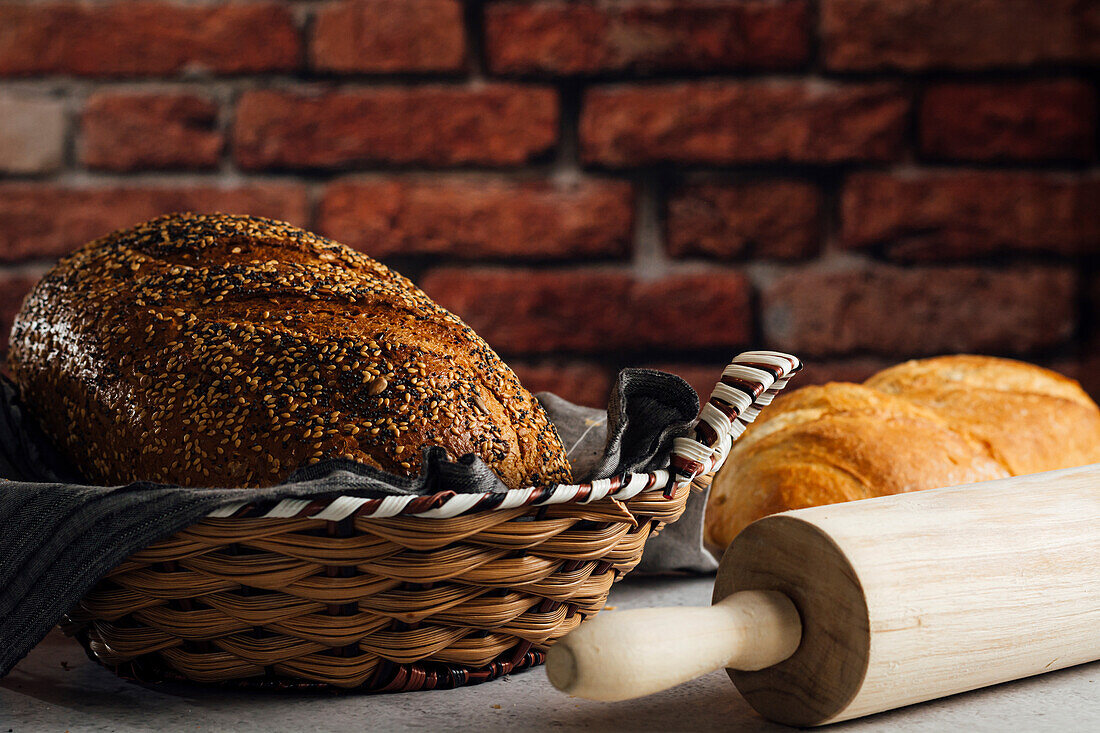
67, 351, 800, 691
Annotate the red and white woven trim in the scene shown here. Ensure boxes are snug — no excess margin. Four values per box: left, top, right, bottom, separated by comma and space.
205, 351, 801, 522
669, 351, 802, 482
205, 470, 671, 522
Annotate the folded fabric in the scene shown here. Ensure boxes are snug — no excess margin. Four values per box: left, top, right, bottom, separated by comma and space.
0, 368, 712, 677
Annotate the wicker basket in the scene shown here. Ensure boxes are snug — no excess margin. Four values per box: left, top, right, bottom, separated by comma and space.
64, 351, 801, 692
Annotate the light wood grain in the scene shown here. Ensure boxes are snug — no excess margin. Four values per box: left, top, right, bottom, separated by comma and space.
545, 590, 801, 702
717, 515, 869, 725
724, 463, 1100, 725
549, 464, 1100, 726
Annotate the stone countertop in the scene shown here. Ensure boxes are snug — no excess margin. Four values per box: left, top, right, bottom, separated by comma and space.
3, 574, 1097, 732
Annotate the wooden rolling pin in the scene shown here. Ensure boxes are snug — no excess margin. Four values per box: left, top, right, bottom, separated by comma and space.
546, 464, 1100, 726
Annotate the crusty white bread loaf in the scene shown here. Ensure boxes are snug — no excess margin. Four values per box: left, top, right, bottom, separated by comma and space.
865, 356, 1100, 477
7, 213, 572, 490
705, 355, 1100, 550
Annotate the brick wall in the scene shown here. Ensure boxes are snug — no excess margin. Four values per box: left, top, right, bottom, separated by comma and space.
0, 0, 1096, 406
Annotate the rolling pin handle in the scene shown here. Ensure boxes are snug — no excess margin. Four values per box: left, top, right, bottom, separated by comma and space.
546, 590, 802, 702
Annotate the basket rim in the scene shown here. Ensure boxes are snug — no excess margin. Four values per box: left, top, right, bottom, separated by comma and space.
67, 351, 799, 694
203, 350, 802, 524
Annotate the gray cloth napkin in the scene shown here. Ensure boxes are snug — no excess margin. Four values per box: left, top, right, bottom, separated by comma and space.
0, 368, 715, 677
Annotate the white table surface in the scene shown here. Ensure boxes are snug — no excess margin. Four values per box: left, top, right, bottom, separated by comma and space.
3, 574, 1098, 732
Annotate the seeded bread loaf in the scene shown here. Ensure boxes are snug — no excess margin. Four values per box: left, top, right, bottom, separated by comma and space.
705, 355, 1100, 550
7, 213, 573, 490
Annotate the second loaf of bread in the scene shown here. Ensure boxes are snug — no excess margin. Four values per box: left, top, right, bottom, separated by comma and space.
705, 355, 1100, 550
7, 213, 573, 490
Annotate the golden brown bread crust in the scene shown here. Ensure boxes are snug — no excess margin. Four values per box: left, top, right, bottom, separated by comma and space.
706, 356, 1100, 550
7, 213, 572, 490
865, 356, 1100, 476
705, 383, 1008, 550
864, 355, 1097, 409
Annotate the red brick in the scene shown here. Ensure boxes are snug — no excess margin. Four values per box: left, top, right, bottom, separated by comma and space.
793, 358, 892, 387
82, 92, 222, 171
823, 0, 1100, 71
667, 181, 821, 260
580, 81, 908, 166
1091, 271, 1100, 325
761, 264, 1076, 357
509, 361, 615, 408
682, 354, 1093, 407
0, 2, 301, 77
234, 86, 558, 170
643, 363, 724, 404
1050, 271, 1100, 400
1086, 272, 1100, 344
485, 0, 809, 75
1081, 355, 1100, 402
647, 358, 892, 403
420, 268, 754, 353
1048, 353, 1100, 404
318, 177, 633, 260
0, 273, 39, 358
842, 172, 1100, 260
310, 0, 465, 73
0, 184, 309, 263
921, 81, 1096, 161
0, 94, 65, 174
